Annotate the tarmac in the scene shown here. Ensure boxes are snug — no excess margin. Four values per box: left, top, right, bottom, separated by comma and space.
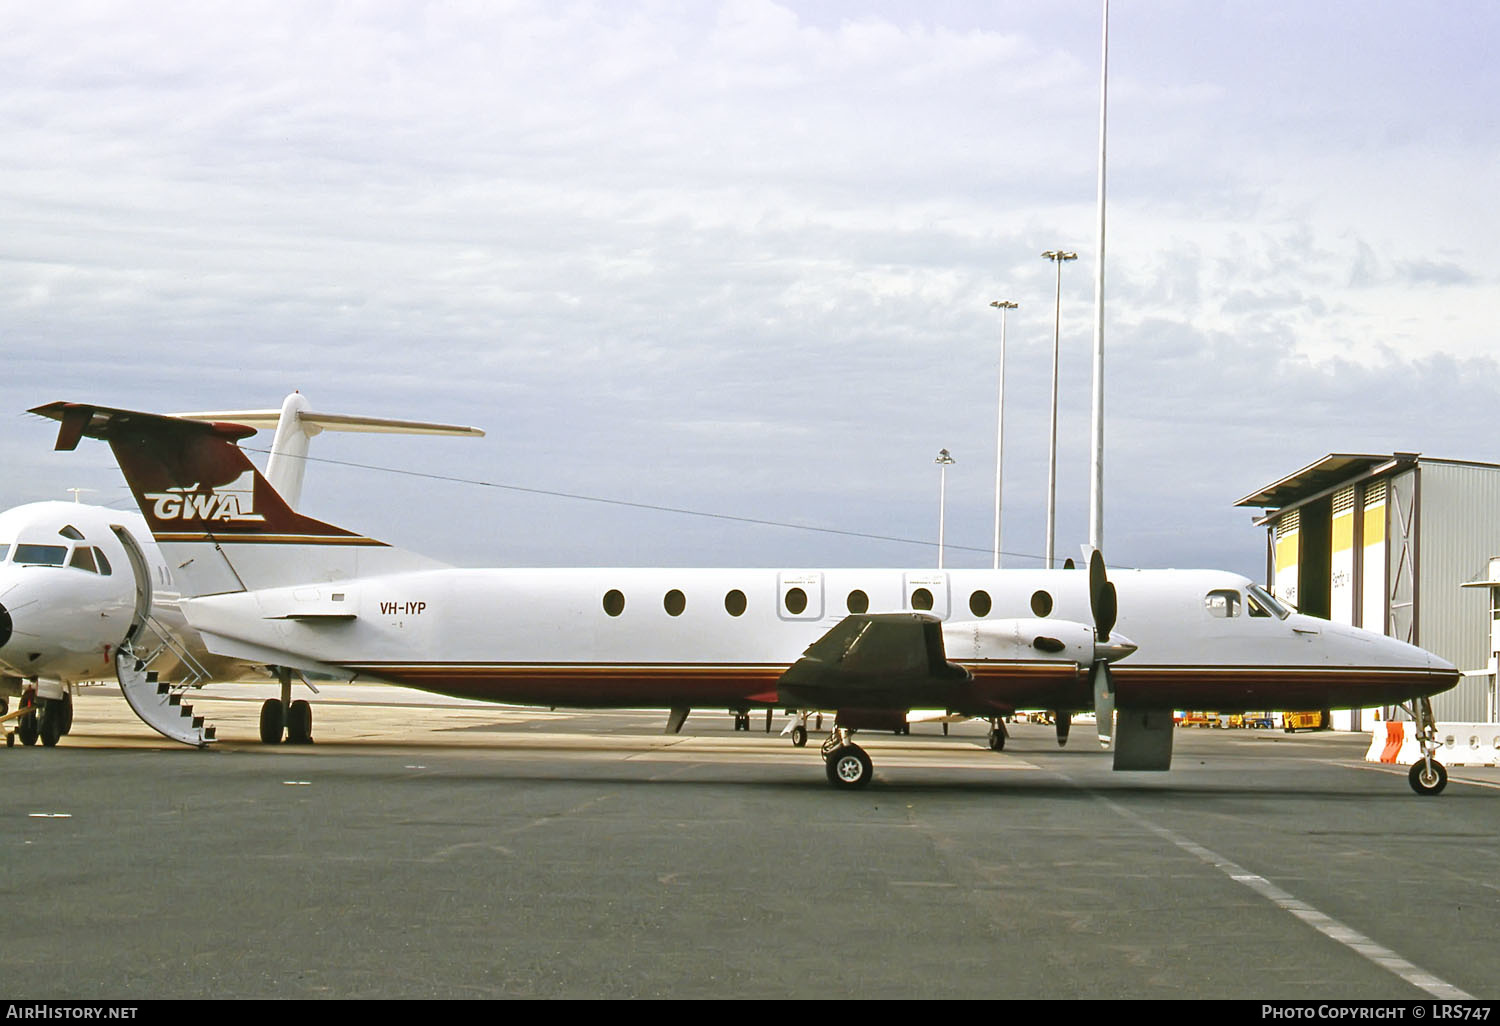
3, 684, 1498, 1000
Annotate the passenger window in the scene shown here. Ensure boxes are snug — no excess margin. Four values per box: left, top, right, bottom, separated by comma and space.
663, 589, 686, 617
911, 587, 933, 611
1205, 590, 1241, 618
969, 590, 992, 617
784, 587, 808, 615
1030, 590, 1053, 617
69, 547, 98, 573
724, 589, 747, 617
602, 589, 625, 617
846, 589, 869, 614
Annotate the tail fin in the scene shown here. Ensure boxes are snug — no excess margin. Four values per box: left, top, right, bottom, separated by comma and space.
31, 401, 440, 597
173, 391, 484, 509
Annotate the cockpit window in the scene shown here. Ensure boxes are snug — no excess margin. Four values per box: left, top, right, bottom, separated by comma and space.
69, 547, 98, 573
59, 525, 85, 540
94, 549, 111, 576
0, 544, 8, 562
1205, 590, 1240, 618
15, 544, 67, 566
1246, 583, 1290, 620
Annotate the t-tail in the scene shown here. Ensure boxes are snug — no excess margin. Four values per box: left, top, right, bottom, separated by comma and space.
31, 401, 443, 598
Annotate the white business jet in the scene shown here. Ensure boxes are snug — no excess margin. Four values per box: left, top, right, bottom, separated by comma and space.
0, 394, 481, 747
29, 401, 1460, 794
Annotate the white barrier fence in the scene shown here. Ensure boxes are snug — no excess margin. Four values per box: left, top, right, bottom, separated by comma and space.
1365, 722, 1500, 766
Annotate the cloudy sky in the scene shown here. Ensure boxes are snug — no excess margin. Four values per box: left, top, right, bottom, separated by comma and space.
2, 1, 1496, 578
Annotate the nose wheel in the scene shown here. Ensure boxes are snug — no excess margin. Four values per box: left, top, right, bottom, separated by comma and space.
1405, 696, 1448, 796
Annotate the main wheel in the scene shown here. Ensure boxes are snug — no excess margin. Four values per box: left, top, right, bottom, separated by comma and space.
17, 697, 37, 747
38, 700, 62, 747
286, 700, 313, 744
1409, 759, 1448, 796
791, 724, 808, 748
259, 698, 285, 744
824, 744, 873, 789
988, 728, 1006, 752
59, 693, 73, 736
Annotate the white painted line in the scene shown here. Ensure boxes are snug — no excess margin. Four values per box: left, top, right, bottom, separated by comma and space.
1100, 796, 1473, 1000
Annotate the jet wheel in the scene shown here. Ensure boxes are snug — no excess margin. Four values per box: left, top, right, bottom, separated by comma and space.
286, 700, 313, 744
1409, 759, 1448, 796
17, 698, 37, 747
791, 724, 808, 748
39, 700, 62, 747
824, 744, 873, 789
259, 699, 285, 744
988, 729, 1006, 752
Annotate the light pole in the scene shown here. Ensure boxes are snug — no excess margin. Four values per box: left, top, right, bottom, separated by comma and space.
935, 448, 955, 570
1089, 0, 1110, 556
989, 300, 1017, 570
1042, 250, 1077, 569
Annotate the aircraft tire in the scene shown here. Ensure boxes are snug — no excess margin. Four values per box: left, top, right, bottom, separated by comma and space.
259, 699, 284, 745
1409, 759, 1448, 796
17, 699, 37, 747
791, 724, 808, 748
988, 729, 1005, 752
39, 701, 61, 747
59, 693, 73, 736
286, 700, 313, 745
824, 745, 872, 789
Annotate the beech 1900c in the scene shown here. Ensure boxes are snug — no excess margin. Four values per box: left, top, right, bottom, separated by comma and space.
30, 401, 1460, 794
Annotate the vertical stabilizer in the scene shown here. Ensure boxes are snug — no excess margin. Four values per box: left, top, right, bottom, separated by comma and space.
31, 402, 442, 597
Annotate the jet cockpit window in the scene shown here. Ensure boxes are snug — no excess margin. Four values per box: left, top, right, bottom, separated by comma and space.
0, 544, 8, 562
94, 549, 111, 575
59, 525, 85, 540
15, 544, 67, 566
1246, 584, 1289, 620
1205, 590, 1241, 618
69, 546, 98, 573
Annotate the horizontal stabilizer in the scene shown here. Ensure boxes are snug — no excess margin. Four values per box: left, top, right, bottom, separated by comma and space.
175, 392, 484, 509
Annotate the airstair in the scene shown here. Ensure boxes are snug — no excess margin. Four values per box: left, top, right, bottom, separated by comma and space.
114, 615, 217, 748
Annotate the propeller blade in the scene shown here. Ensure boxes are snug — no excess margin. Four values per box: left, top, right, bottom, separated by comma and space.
1087, 550, 1117, 642
1093, 661, 1115, 749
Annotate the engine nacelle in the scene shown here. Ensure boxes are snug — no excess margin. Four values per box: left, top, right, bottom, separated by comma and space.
941, 618, 1097, 669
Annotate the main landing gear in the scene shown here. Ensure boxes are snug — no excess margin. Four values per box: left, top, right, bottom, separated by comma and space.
259, 668, 314, 745
1405, 695, 1447, 796
820, 728, 873, 789
987, 718, 1007, 751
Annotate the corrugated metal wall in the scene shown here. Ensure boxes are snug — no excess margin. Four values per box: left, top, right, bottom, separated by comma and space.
1416, 462, 1500, 721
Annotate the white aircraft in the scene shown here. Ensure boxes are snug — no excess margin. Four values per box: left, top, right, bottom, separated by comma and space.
29, 401, 1461, 795
0, 394, 482, 747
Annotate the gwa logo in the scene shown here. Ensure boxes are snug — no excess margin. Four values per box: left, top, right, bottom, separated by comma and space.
144, 471, 266, 523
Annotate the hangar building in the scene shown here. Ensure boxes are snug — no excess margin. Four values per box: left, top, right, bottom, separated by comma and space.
1235, 453, 1500, 725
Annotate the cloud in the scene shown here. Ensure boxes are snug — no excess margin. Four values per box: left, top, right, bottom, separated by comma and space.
1, 1, 1496, 585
